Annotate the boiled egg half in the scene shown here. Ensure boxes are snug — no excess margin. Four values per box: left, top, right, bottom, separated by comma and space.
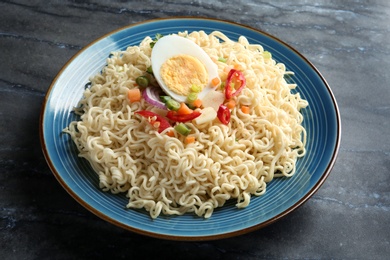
151, 35, 220, 103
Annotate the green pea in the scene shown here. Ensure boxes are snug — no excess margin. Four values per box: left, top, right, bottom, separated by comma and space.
136, 76, 149, 88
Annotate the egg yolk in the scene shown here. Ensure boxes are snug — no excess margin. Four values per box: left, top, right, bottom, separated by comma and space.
160, 54, 208, 96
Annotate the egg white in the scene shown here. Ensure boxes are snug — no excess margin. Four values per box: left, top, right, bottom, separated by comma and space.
151, 35, 220, 103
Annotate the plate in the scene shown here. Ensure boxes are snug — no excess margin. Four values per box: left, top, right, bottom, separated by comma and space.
40, 17, 341, 240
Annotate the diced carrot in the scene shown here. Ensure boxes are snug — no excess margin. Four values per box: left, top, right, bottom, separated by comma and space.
177, 102, 193, 115
241, 105, 250, 114
192, 99, 202, 108
211, 77, 221, 87
167, 130, 175, 137
184, 136, 195, 144
128, 88, 141, 103
226, 99, 236, 109
234, 63, 243, 71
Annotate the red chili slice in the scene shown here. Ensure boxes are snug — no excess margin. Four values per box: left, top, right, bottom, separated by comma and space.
135, 110, 171, 133
217, 104, 230, 125
166, 111, 201, 122
225, 69, 246, 100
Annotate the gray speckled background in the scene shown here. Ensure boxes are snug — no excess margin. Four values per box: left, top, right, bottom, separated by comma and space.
1, 1, 389, 259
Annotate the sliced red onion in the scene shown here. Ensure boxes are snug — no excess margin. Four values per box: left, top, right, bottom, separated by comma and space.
142, 86, 167, 109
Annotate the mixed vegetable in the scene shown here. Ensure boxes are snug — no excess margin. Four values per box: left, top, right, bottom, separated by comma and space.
129, 68, 247, 142
127, 35, 248, 143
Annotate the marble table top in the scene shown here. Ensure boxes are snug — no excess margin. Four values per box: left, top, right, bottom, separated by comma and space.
1, 1, 389, 259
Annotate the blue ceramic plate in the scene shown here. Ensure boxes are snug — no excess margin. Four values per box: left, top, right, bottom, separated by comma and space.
40, 18, 341, 240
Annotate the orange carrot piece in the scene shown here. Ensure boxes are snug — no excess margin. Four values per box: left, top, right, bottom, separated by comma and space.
234, 63, 243, 71
192, 99, 202, 108
241, 105, 250, 114
167, 130, 175, 137
211, 77, 221, 87
226, 100, 236, 109
177, 102, 193, 115
184, 136, 195, 144
127, 88, 141, 103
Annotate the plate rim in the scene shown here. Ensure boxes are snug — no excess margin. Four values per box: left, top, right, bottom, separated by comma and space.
39, 16, 341, 241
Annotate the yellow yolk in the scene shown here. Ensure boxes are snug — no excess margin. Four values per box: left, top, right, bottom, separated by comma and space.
160, 54, 208, 96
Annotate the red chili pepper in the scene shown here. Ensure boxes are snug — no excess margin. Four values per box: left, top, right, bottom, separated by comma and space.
225, 69, 246, 100
166, 110, 201, 122
135, 110, 171, 133
217, 104, 230, 125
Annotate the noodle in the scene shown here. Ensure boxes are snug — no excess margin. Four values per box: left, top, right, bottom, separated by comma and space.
64, 31, 308, 218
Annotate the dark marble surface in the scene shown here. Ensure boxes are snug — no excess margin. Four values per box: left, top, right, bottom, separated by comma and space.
1, 1, 389, 259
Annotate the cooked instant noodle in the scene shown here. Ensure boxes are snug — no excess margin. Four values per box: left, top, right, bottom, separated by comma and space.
64, 31, 308, 218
